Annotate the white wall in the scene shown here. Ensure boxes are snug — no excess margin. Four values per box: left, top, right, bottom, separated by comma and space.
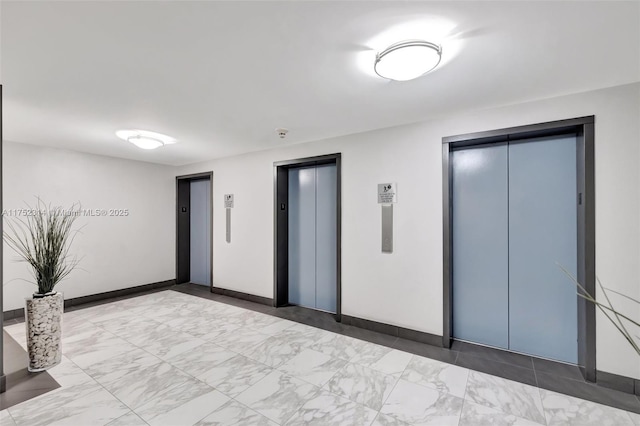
3, 142, 175, 310
177, 82, 640, 379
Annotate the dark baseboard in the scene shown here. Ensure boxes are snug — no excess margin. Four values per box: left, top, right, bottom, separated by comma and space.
0, 374, 5, 393
210, 286, 273, 306
597, 370, 637, 395
3, 279, 176, 321
342, 314, 442, 347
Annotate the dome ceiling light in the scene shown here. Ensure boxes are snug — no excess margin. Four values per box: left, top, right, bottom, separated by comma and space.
374, 40, 442, 81
116, 129, 177, 150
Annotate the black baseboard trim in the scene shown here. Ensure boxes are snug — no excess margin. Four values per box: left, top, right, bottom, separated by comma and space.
3, 279, 176, 321
342, 314, 442, 347
210, 286, 273, 306
0, 374, 5, 393
597, 370, 637, 395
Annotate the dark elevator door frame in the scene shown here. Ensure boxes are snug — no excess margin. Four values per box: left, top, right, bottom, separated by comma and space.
273, 153, 342, 321
176, 172, 214, 289
442, 116, 596, 382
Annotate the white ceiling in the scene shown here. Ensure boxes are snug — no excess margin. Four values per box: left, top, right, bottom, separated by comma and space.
2, 1, 639, 166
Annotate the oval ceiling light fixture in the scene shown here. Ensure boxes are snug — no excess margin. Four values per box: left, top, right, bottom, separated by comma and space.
374, 40, 442, 81
116, 129, 177, 150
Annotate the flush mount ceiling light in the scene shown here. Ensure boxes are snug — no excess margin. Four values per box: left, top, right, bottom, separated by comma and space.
116, 129, 177, 150
374, 40, 442, 81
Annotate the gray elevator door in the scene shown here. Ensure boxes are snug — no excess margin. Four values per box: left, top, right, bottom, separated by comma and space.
288, 164, 337, 313
452, 136, 578, 364
452, 144, 510, 349
190, 179, 211, 286
508, 136, 577, 363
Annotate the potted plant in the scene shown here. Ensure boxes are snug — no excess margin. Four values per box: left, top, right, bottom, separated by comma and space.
3, 200, 82, 371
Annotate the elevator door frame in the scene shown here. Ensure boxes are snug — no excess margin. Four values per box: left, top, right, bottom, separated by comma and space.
442, 116, 595, 382
273, 153, 342, 321
176, 172, 214, 290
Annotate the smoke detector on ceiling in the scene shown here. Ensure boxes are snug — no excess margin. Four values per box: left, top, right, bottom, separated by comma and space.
275, 128, 289, 139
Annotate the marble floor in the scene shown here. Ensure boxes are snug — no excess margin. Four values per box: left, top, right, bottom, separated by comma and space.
2, 290, 639, 426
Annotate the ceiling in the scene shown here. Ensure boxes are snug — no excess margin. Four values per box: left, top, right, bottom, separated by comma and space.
2, 1, 639, 166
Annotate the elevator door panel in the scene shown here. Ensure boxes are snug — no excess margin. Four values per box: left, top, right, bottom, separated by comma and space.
452, 145, 509, 349
288, 164, 337, 313
288, 167, 317, 308
508, 136, 578, 363
190, 179, 211, 286
315, 164, 337, 313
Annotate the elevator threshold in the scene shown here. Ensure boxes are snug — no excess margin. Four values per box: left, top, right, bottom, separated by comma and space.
286, 303, 336, 316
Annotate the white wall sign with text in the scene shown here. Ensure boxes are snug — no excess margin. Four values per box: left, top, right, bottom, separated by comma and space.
377, 183, 397, 204
224, 194, 234, 208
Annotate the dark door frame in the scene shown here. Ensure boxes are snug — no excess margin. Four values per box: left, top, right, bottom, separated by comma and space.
273, 153, 342, 321
442, 116, 596, 382
176, 172, 214, 290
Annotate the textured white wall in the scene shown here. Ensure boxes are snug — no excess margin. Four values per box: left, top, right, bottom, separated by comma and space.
177, 83, 640, 379
3, 142, 176, 310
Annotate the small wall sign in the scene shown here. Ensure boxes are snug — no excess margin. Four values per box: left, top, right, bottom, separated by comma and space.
224, 194, 234, 208
377, 183, 397, 204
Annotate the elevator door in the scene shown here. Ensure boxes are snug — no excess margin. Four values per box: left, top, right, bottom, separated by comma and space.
190, 179, 211, 286
452, 136, 578, 364
288, 164, 337, 313
508, 136, 577, 363
452, 144, 509, 349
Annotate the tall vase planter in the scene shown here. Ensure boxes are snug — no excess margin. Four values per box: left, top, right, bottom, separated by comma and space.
25, 292, 63, 372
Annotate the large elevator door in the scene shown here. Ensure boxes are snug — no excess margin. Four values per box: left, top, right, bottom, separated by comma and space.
508, 136, 577, 363
288, 164, 337, 313
452, 135, 578, 364
190, 179, 211, 286
452, 144, 509, 349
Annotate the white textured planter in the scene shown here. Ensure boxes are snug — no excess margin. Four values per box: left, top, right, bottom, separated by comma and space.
25, 292, 63, 372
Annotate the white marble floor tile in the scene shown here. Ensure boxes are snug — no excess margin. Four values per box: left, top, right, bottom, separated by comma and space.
0, 409, 17, 426
351, 343, 412, 377
274, 323, 335, 348
244, 335, 306, 367
9, 290, 640, 426
372, 412, 412, 426
8, 381, 129, 426
198, 354, 273, 397
83, 346, 162, 382
236, 370, 319, 424
195, 399, 278, 426
278, 348, 347, 387
46, 355, 94, 387
465, 371, 546, 424
214, 327, 270, 354
165, 341, 236, 377
380, 378, 464, 426
540, 389, 635, 426
135, 380, 227, 426
64, 329, 136, 369
325, 363, 398, 411
309, 334, 369, 361
194, 320, 245, 341
106, 411, 149, 426
124, 323, 206, 360
460, 400, 545, 425
285, 389, 378, 426
401, 355, 469, 398
256, 318, 298, 335
88, 352, 193, 410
